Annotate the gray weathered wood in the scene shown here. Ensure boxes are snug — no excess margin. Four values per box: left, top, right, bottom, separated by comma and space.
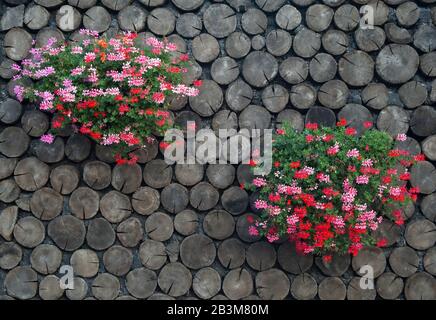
204, 4, 236, 38
410, 161, 436, 194
291, 273, 317, 300
211, 57, 239, 85
352, 247, 386, 278
322, 29, 348, 55
376, 272, 404, 300
190, 182, 219, 211
92, 273, 120, 300
0, 242, 22, 270
30, 187, 63, 221
293, 28, 321, 58
189, 79, 223, 116
337, 104, 372, 136
30, 244, 62, 275
180, 234, 216, 269
347, 276, 376, 300
86, 217, 115, 251
280, 57, 308, 85
306, 4, 333, 32
242, 51, 278, 88
0, 178, 20, 203
338, 50, 374, 86
21, 110, 49, 137
225, 79, 253, 112
5, 266, 37, 300
158, 262, 192, 297
48, 215, 85, 251
399, 81, 427, 109
410, 106, 436, 137
318, 80, 349, 109
111, 163, 142, 194
225, 32, 251, 59
103, 245, 133, 276
4, 28, 32, 60
376, 105, 410, 137
405, 219, 436, 250
420, 52, 436, 77
39, 275, 64, 300
83, 6, 111, 33
32, 137, 65, 164
116, 217, 143, 248
256, 268, 289, 300
14, 157, 49, 192
82, 161, 111, 190
171, 0, 204, 11
315, 253, 350, 277
176, 13, 202, 38
65, 134, 91, 162
334, 4, 359, 31
361, 83, 388, 110
143, 159, 173, 189
203, 210, 235, 240
100, 190, 131, 223
161, 183, 189, 214
318, 277, 346, 300
404, 272, 436, 300
218, 238, 245, 269
0, 206, 18, 241
0, 127, 29, 158
14, 216, 45, 248
139, 239, 167, 270
376, 44, 419, 84
174, 210, 198, 236
355, 26, 386, 51
102, 0, 131, 11
223, 268, 253, 300
306, 106, 336, 127
422, 135, 436, 161
277, 242, 313, 274
221, 186, 248, 215
66, 277, 88, 300
246, 242, 276, 271
385, 23, 412, 44
389, 246, 419, 278
145, 211, 174, 241
275, 4, 301, 30
193, 267, 221, 300
50, 165, 79, 195
0, 99, 22, 124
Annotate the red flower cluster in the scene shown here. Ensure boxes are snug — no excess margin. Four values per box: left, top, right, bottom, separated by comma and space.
13, 30, 200, 163
246, 120, 424, 259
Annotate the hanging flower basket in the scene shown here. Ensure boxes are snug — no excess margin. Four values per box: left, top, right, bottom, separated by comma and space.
12, 29, 201, 164
245, 120, 424, 262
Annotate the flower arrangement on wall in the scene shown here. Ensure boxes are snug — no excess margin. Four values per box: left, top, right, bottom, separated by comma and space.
12, 29, 200, 164
245, 120, 424, 262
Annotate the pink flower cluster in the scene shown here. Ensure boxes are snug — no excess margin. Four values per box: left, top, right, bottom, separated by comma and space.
12, 30, 200, 164
245, 119, 422, 258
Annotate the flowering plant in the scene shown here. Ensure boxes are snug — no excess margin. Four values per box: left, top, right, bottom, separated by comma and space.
13, 29, 200, 163
246, 120, 424, 261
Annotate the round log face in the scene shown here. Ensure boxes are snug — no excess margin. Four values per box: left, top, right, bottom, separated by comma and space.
0, 0, 436, 301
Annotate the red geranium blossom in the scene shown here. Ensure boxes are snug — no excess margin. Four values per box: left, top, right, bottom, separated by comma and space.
245, 123, 423, 257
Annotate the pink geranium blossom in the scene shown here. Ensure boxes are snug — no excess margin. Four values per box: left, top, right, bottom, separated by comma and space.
40, 134, 55, 144
12, 31, 199, 164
